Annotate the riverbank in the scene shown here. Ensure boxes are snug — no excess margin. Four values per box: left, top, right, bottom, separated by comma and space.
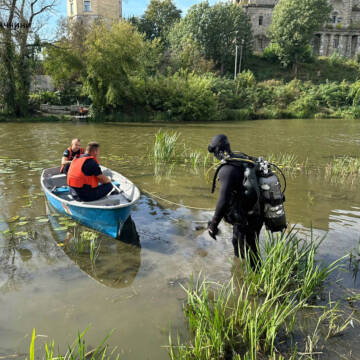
0, 113, 72, 122
20, 76, 360, 123
4, 53, 360, 123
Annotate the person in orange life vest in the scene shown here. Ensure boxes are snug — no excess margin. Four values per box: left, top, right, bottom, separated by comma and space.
67, 142, 114, 202
60, 138, 85, 174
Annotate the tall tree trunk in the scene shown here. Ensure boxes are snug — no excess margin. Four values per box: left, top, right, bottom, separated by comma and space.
0, 0, 17, 116
15, 37, 31, 116
292, 61, 298, 78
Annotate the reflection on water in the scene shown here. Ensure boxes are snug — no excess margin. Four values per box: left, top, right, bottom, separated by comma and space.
0, 120, 359, 359
48, 213, 141, 289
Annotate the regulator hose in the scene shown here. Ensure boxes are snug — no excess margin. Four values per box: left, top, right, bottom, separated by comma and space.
268, 162, 287, 195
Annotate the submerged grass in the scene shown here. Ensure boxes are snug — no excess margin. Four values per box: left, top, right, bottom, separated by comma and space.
152, 131, 360, 186
267, 153, 307, 172
69, 230, 101, 265
325, 155, 360, 183
169, 229, 353, 360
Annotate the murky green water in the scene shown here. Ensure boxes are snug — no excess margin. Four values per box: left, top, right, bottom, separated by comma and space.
0, 119, 359, 359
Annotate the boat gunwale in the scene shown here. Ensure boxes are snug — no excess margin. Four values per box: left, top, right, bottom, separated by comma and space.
40, 167, 141, 210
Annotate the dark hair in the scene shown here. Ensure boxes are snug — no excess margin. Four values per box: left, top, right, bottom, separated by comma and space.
86, 142, 100, 153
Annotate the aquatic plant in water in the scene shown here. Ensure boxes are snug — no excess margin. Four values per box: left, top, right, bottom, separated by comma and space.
169, 229, 354, 360
154, 129, 180, 162
28, 328, 119, 360
267, 153, 306, 171
325, 155, 360, 182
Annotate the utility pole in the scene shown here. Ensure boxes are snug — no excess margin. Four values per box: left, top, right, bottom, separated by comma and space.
239, 39, 245, 74
234, 44, 238, 80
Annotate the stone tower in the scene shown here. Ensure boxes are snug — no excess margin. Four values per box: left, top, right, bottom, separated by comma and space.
67, 0, 122, 23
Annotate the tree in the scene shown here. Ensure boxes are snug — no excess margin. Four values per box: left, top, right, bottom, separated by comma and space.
270, 0, 331, 72
169, 1, 252, 74
0, 0, 56, 116
43, 18, 89, 89
130, 0, 181, 44
84, 21, 146, 115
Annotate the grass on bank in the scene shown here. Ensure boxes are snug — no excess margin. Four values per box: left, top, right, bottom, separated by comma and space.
169, 229, 354, 360
0, 113, 72, 122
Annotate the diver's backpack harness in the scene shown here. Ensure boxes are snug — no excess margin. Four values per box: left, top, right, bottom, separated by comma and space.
211, 153, 287, 233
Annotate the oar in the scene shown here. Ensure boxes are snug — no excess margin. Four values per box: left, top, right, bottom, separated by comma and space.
111, 182, 131, 202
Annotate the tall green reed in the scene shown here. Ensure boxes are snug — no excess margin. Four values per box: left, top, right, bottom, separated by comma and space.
169, 229, 350, 360
154, 129, 180, 162
325, 155, 360, 182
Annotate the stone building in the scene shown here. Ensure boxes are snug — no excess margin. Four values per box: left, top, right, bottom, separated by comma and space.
233, 0, 360, 57
67, 0, 122, 23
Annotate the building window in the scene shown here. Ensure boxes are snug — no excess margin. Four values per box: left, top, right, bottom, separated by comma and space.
84, 0, 91, 12
337, 17, 342, 23
331, 15, 337, 23
70, 1, 73, 14
334, 35, 339, 49
259, 16, 263, 26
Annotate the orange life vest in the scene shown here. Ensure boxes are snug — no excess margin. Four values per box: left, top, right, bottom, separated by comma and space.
60, 146, 85, 173
67, 155, 100, 189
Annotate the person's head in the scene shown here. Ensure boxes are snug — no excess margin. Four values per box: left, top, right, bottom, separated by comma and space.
86, 142, 100, 157
71, 138, 81, 152
208, 134, 232, 160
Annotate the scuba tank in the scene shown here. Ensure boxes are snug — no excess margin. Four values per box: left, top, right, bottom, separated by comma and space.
211, 152, 287, 232
211, 152, 261, 225
256, 157, 287, 232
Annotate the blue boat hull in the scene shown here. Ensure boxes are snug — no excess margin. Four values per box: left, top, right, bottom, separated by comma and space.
44, 192, 133, 238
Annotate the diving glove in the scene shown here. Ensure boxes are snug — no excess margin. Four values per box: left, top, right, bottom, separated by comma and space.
208, 220, 219, 240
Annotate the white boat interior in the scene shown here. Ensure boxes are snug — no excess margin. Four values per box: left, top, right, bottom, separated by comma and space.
41, 167, 140, 208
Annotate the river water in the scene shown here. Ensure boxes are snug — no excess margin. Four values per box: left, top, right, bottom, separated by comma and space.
0, 119, 359, 359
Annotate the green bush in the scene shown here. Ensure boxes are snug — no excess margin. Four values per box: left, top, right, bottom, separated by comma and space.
329, 51, 346, 66
348, 81, 360, 106
288, 92, 319, 118
316, 81, 351, 108
130, 71, 220, 121
263, 43, 280, 63
29, 91, 60, 107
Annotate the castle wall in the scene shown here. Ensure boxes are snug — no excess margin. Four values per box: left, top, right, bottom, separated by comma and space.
234, 0, 360, 57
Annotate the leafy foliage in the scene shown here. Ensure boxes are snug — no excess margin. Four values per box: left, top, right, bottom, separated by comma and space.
129, 0, 181, 44
169, 1, 252, 74
270, 0, 331, 68
130, 71, 219, 121
84, 20, 145, 116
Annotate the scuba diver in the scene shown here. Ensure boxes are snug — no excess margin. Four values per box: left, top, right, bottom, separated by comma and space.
207, 134, 287, 268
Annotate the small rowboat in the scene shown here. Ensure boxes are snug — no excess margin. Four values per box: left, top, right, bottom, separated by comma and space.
41, 166, 140, 238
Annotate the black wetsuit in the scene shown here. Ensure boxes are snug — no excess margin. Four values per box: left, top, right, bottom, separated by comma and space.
212, 163, 264, 265
70, 156, 113, 202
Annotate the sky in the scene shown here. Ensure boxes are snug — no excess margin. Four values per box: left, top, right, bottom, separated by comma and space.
47, 0, 219, 40
53, 0, 220, 22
